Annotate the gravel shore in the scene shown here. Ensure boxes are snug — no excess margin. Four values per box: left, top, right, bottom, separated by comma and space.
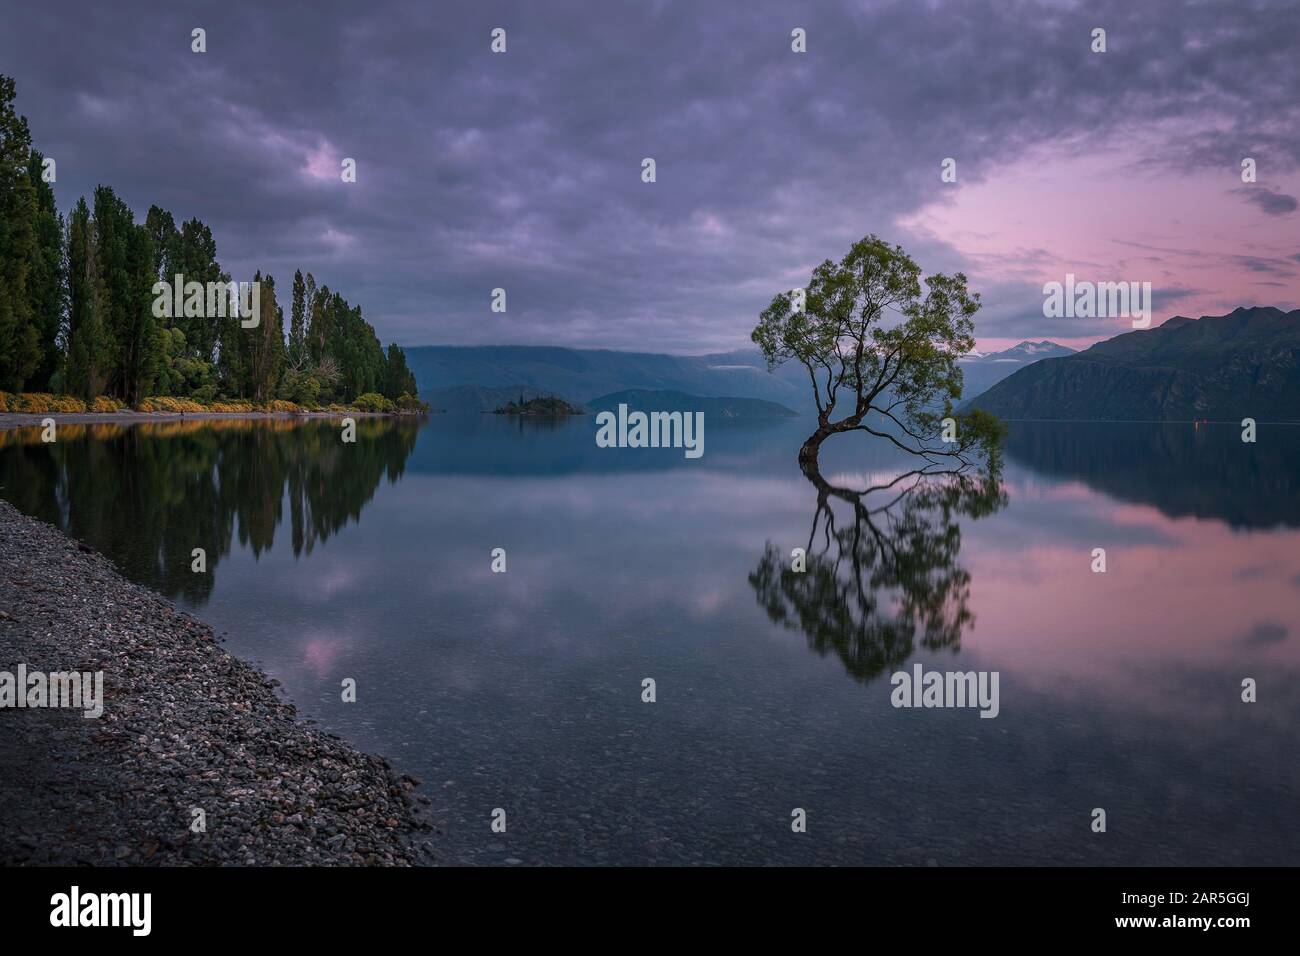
0, 498, 438, 866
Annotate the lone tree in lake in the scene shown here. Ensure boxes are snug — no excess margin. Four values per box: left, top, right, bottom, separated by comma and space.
752, 235, 1004, 477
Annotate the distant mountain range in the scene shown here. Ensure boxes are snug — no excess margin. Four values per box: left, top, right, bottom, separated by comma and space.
408, 340, 1069, 413
957, 341, 1076, 399
406, 345, 811, 410
967, 308, 1300, 421
408, 308, 1300, 422
588, 389, 798, 418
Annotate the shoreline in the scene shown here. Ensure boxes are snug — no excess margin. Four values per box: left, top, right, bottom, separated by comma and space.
0, 498, 438, 866
0, 410, 427, 430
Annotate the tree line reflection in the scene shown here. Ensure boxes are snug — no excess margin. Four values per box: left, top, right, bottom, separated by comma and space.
0, 418, 419, 605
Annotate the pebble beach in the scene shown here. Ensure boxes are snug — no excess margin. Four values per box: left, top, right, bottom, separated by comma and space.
0, 498, 437, 866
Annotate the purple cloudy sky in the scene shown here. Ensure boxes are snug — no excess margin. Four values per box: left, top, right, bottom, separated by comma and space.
3, 0, 1297, 353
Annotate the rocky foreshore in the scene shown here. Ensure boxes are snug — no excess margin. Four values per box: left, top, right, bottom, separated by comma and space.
0, 498, 437, 866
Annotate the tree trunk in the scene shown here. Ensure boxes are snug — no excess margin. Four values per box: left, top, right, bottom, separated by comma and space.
798, 426, 834, 478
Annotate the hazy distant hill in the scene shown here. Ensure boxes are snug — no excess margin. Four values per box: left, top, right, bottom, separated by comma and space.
588, 389, 799, 418
405, 345, 812, 411
407, 342, 1063, 412
958, 341, 1076, 399
967, 308, 1300, 420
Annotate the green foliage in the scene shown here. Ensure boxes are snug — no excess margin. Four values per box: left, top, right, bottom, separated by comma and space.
278, 368, 321, 406
175, 217, 224, 363
26, 149, 64, 390
753, 234, 1001, 474
244, 271, 285, 401
0, 74, 40, 391
155, 327, 216, 398
288, 269, 306, 368
0, 74, 421, 413
145, 205, 181, 287
120, 208, 161, 404
64, 197, 109, 398
383, 342, 416, 401
60, 184, 164, 405
351, 392, 395, 413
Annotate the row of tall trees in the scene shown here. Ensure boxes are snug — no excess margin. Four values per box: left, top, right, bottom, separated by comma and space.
0, 75, 419, 406
278, 269, 417, 407
0, 76, 61, 393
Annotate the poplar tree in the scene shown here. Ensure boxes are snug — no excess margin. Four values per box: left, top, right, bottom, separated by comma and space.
64, 197, 110, 398
216, 270, 253, 397
89, 185, 136, 399
288, 269, 306, 368
26, 150, 64, 390
247, 273, 285, 400
0, 74, 40, 390
176, 217, 223, 362
118, 221, 160, 403
145, 205, 181, 285
384, 343, 416, 400
307, 281, 329, 367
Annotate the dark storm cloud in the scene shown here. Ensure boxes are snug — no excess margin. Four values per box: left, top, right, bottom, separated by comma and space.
1239, 622, 1288, 648
1232, 254, 1297, 277
2, 0, 1297, 351
1233, 187, 1299, 216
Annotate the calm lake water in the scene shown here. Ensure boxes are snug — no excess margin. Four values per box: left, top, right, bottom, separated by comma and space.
2, 414, 1297, 865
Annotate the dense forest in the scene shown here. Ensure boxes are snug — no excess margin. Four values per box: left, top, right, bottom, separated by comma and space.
0, 75, 418, 408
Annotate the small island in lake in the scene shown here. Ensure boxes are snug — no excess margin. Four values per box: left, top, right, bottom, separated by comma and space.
492, 395, 586, 417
